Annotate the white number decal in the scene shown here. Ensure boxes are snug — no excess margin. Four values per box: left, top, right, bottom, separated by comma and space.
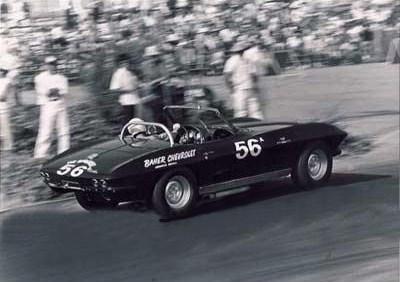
248, 139, 262, 157
235, 141, 249, 159
70, 165, 87, 177
234, 138, 263, 159
56, 163, 76, 175
56, 159, 97, 177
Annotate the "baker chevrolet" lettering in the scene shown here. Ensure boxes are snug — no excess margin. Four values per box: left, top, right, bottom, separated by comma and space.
144, 149, 196, 168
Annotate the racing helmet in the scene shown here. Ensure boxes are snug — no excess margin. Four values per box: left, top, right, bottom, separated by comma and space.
127, 118, 146, 135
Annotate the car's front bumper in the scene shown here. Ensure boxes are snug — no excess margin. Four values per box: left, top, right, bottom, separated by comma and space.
45, 179, 136, 193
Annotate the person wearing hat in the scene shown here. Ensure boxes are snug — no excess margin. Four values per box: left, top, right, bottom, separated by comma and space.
244, 35, 269, 117
33, 56, 70, 161
109, 53, 141, 125
0, 41, 21, 103
0, 44, 20, 151
0, 65, 14, 151
223, 40, 264, 119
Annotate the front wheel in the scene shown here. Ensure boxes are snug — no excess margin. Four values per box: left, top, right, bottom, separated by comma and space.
152, 169, 198, 220
292, 141, 332, 190
75, 192, 117, 211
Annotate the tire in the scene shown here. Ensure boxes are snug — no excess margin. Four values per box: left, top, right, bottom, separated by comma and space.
152, 169, 198, 219
75, 192, 117, 211
292, 141, 332, 190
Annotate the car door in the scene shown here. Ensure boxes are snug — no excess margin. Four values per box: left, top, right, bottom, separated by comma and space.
195, 136, 239, 186
230, 132, 269, 179
197, 129, 266, 184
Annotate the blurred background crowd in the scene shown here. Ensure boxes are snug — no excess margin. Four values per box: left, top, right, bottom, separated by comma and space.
0, 0, 399, 89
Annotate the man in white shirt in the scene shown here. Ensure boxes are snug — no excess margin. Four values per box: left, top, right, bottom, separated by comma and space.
0, 45, 20, 151
223, 41, 264, 119
109, 53, 140, 125
33, 56, 70, 160
243, 38, 265, 76
0, 66, 14, 151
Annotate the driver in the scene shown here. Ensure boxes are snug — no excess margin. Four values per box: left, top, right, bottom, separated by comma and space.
126, 118, 180, 142
127, 118, 146, 136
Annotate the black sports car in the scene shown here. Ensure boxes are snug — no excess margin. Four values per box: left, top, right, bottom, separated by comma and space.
40, 105, 347, 219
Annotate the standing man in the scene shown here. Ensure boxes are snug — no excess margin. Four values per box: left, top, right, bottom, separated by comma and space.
244, 35, 268, 118
0, 45, 20, 151
0, 65, 14, 151
109, 53, 140, 125
33, 56, 70, 161
223, 41, 264, 119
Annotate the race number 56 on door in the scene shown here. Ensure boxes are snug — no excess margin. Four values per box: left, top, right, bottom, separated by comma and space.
234, 138, 264, 160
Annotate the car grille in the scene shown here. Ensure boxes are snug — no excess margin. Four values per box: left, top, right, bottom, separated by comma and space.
61, 180, 82, 190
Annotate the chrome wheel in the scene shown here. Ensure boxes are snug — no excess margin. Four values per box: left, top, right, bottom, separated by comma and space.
307, 149, 328, 181
164, 176, 192, 209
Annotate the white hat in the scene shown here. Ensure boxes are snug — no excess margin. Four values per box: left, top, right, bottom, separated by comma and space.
197, 27, 209, 34
45, 56, 57, 64
230, 41, 249, 52
166, 34, 180, 43
177, 41, 188, 47
144, 45, 161, 57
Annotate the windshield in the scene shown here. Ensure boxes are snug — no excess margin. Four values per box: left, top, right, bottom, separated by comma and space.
120, 120, 175, 147
164, 105, 237, 132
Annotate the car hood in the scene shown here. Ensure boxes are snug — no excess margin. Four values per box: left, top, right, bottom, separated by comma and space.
43, 139, 169, 177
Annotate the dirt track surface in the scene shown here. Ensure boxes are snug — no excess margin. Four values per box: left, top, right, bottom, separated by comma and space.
1, 63, 399, 282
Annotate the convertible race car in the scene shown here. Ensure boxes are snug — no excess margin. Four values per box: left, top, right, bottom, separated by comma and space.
40, 105, 347, 219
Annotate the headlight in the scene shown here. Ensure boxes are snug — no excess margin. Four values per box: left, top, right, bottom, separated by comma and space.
92, 179, 108, 189
100, 179, 108, 188
41, 171, 50, 180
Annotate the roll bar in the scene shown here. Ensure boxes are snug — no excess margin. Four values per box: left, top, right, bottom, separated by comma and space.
163, 105, 238, 133
120, 120, 174, 147
164, 104, 221, 114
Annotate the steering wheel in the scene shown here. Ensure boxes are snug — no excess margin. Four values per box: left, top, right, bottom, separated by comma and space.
187, 125, 202, 144
131, 131, 147, 139
178, 125, 209, 144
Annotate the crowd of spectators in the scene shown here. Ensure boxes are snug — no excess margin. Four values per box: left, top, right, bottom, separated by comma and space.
0, 0, 399, 88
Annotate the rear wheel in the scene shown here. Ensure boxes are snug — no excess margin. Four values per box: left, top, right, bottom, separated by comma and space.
75, 192, 117, 211
152, 169, 198, 220
292, 141, 332, 190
